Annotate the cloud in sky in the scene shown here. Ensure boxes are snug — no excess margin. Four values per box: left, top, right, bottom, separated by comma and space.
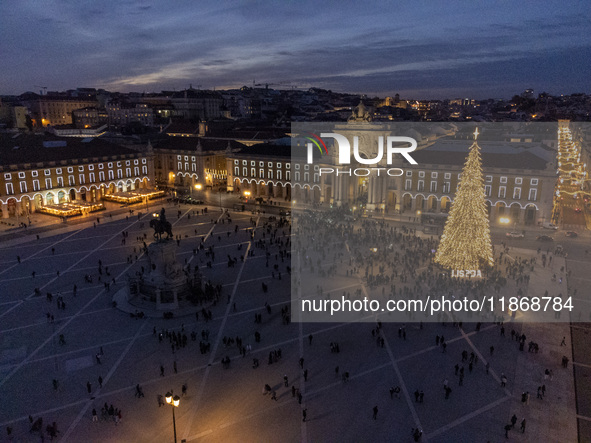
0, 0, 589, 99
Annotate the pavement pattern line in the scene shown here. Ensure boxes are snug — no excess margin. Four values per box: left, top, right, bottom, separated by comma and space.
0, 215, 149, 388
60, 320, 149, 441
425, 395, 511, 440
0, 227, 84, 277
180, 216, 258, 441
296, 252, 308, 443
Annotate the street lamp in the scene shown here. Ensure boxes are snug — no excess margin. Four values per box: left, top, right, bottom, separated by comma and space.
195, 184, 202, 191
165, 392, 180, 443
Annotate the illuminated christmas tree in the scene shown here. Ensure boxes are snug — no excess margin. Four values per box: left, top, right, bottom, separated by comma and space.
435, 129, 494, 271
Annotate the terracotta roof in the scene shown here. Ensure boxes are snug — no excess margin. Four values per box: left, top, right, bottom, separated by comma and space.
0, 133, 140, 166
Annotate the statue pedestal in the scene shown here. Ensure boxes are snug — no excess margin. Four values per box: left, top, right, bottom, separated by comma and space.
143, 241, 185, 310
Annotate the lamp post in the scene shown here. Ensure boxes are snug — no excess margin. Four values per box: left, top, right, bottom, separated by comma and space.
165, 391, 180, 443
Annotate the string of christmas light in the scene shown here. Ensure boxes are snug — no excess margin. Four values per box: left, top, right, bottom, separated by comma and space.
434, 128, 494, 272
553, 121, 586, 223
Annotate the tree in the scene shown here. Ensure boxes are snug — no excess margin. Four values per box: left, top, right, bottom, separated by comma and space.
434, 129, 494, 271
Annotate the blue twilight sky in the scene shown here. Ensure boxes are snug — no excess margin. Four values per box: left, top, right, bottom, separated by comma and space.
1, 0, 589, 99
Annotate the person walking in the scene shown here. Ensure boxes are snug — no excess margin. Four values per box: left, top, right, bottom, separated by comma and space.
86, 381, 92, 394
98, 376, 103, 388
302, 409, 307, 422
520, 418, 526, 433
372, 406, 378, 420
92, 409, 98, 422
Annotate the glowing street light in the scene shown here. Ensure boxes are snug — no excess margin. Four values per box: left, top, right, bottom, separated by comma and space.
195, 184, 202, 190
165, 392, 180, 443
499, 217, 511, 225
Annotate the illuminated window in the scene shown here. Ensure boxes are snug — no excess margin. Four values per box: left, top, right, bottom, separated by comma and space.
528, 189, 537, 200
513, 187, 521, 199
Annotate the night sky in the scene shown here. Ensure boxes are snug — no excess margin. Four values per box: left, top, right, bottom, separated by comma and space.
1, 1, 589, 99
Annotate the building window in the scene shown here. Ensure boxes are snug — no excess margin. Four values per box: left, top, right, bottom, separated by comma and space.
99, 164, 104, 169
417, 180, 424, 191
242, 160, 247, 165
251, 161, 255, 166
117, 161, 121, 167
268, 170, 273, 179
500, 176, 507, 184
108, 162, 113, 168
135, 159, 139, 165
45, 178, 52, 189
304, 172, 309, 182
108, 170, 114, 180
44, 170, 51, 176
295, 171, 300, 181
513, 187, 521, 199
419, 171, 425, 178
243, 167, 247, 176
485, 175, 492, 182
69, 176, 75, 185
89, 173, 95, 183
515, 177, 522, 185
431, 172, 438, 178
234, 166, 239, 176
117, 170, 122, 179
405, 179, 412, 190
528, 188, 537, 201
78, 166, 84, 172
57, 177, 63, 187
406, 171, 412, 177
277, 163, 282, 168
498, 186, 506, 198
6, 183, 14, 194
484, 185, 491, 196
142, 158, 146, 164
251, 168, 255, 177
178, 162, 182, 170
18, 172, 25, 179
259, 161, 264, 167
531, 178, 538, 186
32, 170, 38, 177
99, 171, 105, 181
234, 160, 239, 165
79, 174, 85, 184
444, 173, 451, 179
20, 182, 27, 193
286, 171, 290, 181
268, 162, 273, 167
295, 164, 300, 170
430, 181, 437, 192
443, 182, 451, 193
56, 168, 62, 174
142, 165, 147, 175
314, 173, 319, 183
259, 169, 264, 178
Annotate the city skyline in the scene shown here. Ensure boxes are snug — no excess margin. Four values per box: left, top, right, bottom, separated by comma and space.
1, 1, 590, 99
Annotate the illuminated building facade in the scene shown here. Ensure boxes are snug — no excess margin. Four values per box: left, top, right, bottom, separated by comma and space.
0, 133, 154, 218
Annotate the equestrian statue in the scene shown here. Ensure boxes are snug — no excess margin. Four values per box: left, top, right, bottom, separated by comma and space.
150, 207, 173, 240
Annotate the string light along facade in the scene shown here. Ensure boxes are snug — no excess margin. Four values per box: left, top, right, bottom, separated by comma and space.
434, 129, 494, 272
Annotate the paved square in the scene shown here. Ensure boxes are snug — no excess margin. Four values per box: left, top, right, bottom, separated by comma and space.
0, 203, 578, 442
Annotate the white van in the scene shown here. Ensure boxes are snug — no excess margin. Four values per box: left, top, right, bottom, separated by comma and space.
541, 222, 558, 230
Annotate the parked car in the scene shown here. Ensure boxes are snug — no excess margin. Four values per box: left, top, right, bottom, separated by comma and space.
506, 232, 524, 238
279, 210, 291, 217
565, 231, 578, 237
541, 222, 558, 230
536, 235, 554, 242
